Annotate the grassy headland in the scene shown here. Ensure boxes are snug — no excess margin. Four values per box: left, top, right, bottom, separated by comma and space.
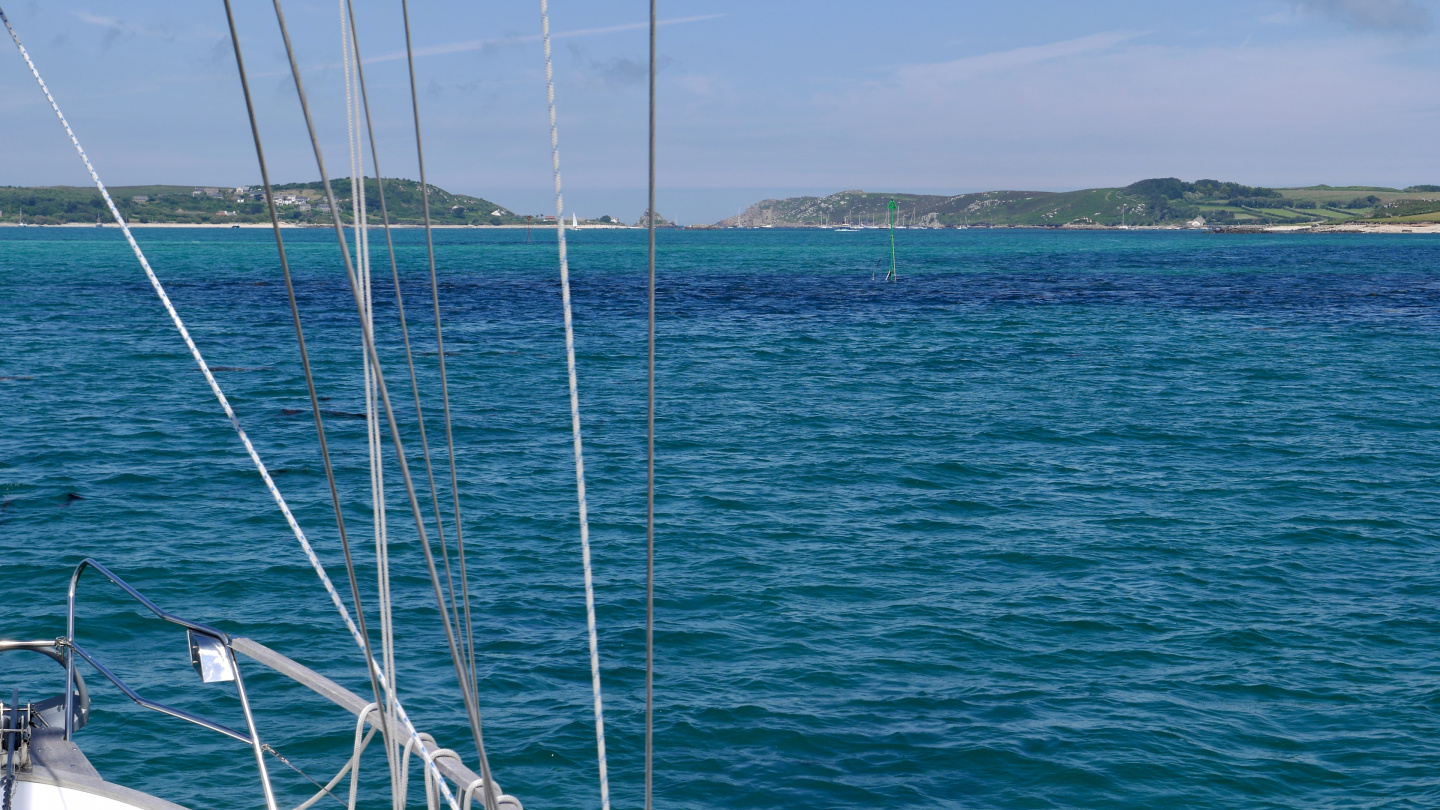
0, 178, 530, 226
718, 179, 1440, 229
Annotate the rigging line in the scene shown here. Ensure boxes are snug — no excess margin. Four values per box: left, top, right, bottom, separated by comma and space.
645, 2, 657, 808
12, 4, 474, 805
349, 1, 467, 675
539, 4, 611, 810
0, 7, 456, 810
213, 5, 462, 809
220, 1, 396, 801
266, 5, 496, 810
341, 6, 473, 804
0, 21, 312, 808
337, 3, 390, 799
262, 743, 349, 808
399, 0, 481, 704
340, 7, 380, 647
336, 5, 403, 808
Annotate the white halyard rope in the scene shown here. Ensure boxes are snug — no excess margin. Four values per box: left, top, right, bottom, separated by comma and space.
344, 705, 380, 810
343, 6, 401, 807
459, 776, 489, 810
0, 6, 356, 645
539, 3, 610, 809
338, 7, 400, 808
287, 706, 377, 810
0, 9, 462, 809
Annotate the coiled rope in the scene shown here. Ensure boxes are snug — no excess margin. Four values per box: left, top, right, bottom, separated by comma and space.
539, 3, 610, 809
2, 6, 462, 808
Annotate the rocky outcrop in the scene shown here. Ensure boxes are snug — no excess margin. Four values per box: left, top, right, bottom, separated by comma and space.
715, 190, 958, 228
634, 209, 676, 228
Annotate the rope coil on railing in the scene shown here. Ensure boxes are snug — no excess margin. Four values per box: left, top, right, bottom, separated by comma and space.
270, 702, 496, 810
348, 705, 381, 810
401, 733, 484, 810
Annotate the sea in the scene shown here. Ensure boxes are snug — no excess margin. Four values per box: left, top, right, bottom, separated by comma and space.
4, 226, 1440, 809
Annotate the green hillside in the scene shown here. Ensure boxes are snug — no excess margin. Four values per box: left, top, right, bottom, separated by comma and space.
0, 178, 523, 226
720, 179, 1440, 228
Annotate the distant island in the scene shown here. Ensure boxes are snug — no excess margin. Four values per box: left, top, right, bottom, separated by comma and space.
716, 179, 1440, 229
0, 178, 631, 228
7, 176, 1439, 230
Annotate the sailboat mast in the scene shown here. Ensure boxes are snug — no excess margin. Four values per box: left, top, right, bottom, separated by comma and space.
886, 197, 897, 281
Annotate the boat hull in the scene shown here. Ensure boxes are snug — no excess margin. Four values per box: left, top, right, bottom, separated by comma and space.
14, 778, 191, 810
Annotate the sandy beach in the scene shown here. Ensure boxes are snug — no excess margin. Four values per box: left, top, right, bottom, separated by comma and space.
1213, 222, 1440, 234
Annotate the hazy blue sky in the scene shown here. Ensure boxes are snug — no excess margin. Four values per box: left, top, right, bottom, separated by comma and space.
2, 0, 1438, 222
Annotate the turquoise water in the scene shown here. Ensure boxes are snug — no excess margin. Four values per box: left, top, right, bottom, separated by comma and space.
4, 227, 1440, 809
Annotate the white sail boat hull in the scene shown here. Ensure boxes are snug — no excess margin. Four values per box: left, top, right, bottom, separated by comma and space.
13, 775, 188, 810
8, 728, 190, 810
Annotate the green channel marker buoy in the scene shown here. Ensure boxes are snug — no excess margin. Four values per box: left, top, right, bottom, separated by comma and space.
886, 197, 898, 281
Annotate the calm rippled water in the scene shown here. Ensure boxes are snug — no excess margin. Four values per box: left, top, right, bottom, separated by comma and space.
4, 227, 1440, 809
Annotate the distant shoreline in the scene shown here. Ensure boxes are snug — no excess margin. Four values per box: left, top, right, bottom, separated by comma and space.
3, 221, 1436, 234
718, 222, 1440, 234
0, 221, 635, 230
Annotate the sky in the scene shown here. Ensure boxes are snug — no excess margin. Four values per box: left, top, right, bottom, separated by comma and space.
1, 0, 1438, 223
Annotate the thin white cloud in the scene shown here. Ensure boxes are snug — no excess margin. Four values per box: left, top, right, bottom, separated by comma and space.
244, 13, 726, 78
894, 30, 1150, 86
74, 11, 218, 42
1292, 0, 1431, 33
366, 14, 725, 65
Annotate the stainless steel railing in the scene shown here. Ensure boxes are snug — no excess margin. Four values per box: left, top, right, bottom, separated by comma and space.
64, 558, 277, 810
53, 559, 519, 810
